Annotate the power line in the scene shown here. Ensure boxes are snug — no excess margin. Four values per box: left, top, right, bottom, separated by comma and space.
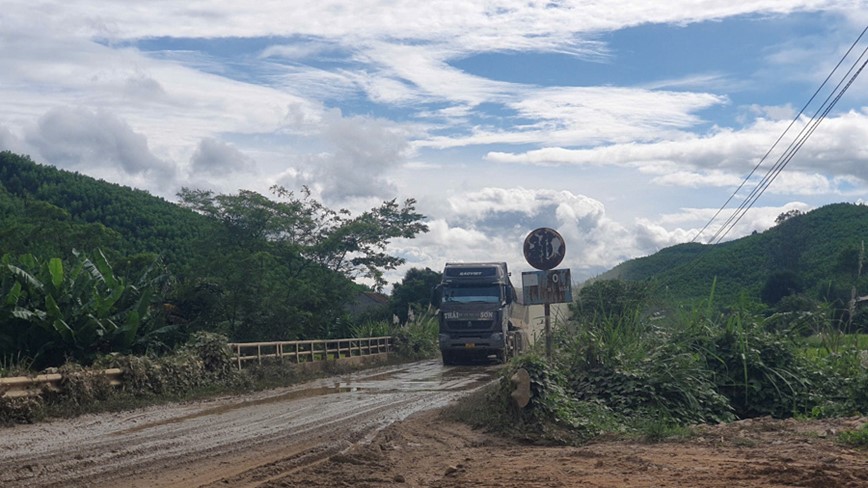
691, 25, 868, 246
710, 44, 868, 246
647, 26, 868, 291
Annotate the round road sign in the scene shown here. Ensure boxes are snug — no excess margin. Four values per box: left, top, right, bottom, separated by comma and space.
523, 227, 566, 270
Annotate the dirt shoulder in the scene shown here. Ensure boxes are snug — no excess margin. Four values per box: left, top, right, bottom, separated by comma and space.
276, 411, 868, 488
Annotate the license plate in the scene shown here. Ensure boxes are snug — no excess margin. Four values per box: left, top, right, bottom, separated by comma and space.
464, 343, 476, 349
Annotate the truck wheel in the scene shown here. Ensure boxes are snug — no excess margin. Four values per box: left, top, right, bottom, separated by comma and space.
442, 352, 455, 366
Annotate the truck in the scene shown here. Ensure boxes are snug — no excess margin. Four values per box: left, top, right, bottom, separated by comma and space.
431, 262, 525, 365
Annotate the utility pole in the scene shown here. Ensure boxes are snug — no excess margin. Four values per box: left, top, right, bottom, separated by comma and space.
849, 240, 865, 331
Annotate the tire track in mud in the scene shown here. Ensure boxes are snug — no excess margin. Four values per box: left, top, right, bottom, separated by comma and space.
0, 360, 498, 488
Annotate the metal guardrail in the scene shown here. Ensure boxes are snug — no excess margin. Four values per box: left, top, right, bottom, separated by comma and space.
0, 336, 394, 398
227, 336, 393, 369
0, 368, 123, 399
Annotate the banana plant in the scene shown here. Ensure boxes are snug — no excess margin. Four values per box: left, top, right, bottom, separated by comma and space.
1, 250, 164, 368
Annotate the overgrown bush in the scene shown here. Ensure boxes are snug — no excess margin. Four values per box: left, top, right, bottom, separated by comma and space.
506, 354, 621, 444
556, 310, 733, 425
706, 314, 812, 418
180, 331, 236, 379
391, 311, 438, 360
446, 354, 619, 445
97, 332, 242, 397
496, 284, 868, 445
350, 320, 392, 339
0, 396, 44, 425
839, 422, 868, 448
52, 362, 115, 406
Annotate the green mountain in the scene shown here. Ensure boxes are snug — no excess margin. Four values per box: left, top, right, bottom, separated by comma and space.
595, 203, 868, 305
0, 151, 215, 274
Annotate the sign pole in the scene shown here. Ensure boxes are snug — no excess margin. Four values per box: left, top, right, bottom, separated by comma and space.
522, 227, 569, 361
544, 301, 552, 358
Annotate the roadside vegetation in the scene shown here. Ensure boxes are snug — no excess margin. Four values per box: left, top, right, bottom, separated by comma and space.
0, 151, 429, 367
0, 151, 439, 425
453, 276, 868, 446
449, 205, 868, 446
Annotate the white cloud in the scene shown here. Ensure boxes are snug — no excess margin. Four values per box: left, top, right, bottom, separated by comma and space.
357, 42, 520, 107
275, 109, 411, 201
24, 106, 177, 185
0, 125, 27, 155
485, 111, 868, 194
635, 202, 814, 249
651, 170, 744, 188
190, 138, 256, 176
9, 1, 851, 51
403, 187, 638, 280
509, 87, 726, 143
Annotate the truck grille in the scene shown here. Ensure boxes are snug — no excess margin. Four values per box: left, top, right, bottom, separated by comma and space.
446, 320, 493, 331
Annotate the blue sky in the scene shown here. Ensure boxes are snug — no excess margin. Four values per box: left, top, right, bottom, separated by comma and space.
1, 1, 867, 290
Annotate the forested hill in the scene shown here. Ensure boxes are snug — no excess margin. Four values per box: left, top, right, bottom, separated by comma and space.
0, 151, 430, 350
0, 151, 215, 272
595, 203, 868, 305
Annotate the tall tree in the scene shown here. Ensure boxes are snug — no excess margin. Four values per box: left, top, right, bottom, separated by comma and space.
175, 186, 428, 340
177, 185, 428, 290
390, 267, 442, 324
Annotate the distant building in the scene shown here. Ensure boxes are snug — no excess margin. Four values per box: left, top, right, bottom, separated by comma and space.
347, 291, 390, 318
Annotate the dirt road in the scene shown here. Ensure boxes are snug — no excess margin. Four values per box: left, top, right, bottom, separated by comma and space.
287, 410, 867, 488
2, 359, 866, 487
0, 360, 497, 487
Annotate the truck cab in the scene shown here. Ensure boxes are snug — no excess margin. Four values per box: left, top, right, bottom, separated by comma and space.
432, 262, 516, 365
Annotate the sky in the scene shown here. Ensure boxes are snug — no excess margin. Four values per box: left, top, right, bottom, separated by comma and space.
1, 1, 867, 291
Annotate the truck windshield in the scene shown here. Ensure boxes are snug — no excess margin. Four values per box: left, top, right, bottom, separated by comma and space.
443, 286, 501, 304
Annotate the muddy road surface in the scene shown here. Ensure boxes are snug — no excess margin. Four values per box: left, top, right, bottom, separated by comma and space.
0, 360, 497, 488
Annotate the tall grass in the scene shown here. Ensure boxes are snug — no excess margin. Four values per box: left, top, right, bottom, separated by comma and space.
486, 283, 868, 445
349, 309, 439, 360
555, 306, 733, 425
0, 353, 32, 378
392, 308, 439, 359
349, 320, 392, 338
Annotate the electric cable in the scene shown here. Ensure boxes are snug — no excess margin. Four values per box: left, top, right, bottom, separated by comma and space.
645, 25, 868, 292
691, 25, 868, 245
709, 42, 868, 245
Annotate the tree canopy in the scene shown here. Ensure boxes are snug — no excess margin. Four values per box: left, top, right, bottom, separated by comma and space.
0, 151, 431, 364
390, 267, 442, 324
177, 185, 428, 290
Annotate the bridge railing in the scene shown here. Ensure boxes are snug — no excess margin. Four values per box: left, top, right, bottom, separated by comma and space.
227, 336, 393, 369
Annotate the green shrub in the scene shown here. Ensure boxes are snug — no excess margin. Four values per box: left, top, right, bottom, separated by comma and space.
707, 315, 812, 418
0, 251, 169, 369
839, 423, 868, 448
391, 310, 438, 360
350, 320, 391, 339
51, 362, 115, 406
97, 332, 240, 398
0, 396, 44, 425
180, 331, 235, 379
491, 354, 622, 445
556, 309, 733, 425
